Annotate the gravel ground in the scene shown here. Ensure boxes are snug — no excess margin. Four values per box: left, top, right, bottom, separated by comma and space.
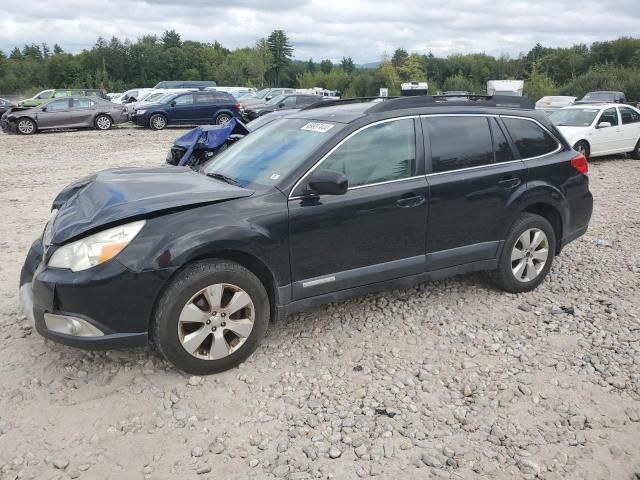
0, 126, 639, 480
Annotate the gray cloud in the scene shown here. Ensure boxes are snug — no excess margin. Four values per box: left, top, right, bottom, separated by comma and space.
0, 0, 638, 62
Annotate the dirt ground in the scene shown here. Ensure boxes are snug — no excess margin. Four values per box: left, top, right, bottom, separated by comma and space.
0, 125, 639, 480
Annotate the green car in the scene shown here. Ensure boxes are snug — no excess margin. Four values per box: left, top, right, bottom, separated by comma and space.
19, 89, 108, 107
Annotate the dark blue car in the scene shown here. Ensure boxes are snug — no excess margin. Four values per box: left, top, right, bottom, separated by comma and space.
131, 91, 240, 130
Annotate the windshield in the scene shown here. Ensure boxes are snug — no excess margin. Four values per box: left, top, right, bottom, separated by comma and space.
202, 118, 342, 189
266, 94, 286, 106
549, 108, 599, 127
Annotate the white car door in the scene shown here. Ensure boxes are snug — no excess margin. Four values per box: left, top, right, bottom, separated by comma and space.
590, 107, 622, 155
617, 106, 640, 151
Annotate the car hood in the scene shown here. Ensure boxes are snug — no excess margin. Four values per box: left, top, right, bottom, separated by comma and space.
49, 167, 253, 245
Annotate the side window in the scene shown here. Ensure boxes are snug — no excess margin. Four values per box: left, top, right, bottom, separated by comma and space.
196, 93, 216, 104
619, 107, 640, 124
282, 96, 297, 107
174, 94, 194, 105
321, 118, 416, 188
491, 118, 515, 163
599, 108, 618, 126
502, 117, 559, 159
426, 116, 493, 172
46, 99, 70, 111
74, 98, 95, 108
296, 96, 317, 106
53, 91, 68, 98
37, 91, 53, 99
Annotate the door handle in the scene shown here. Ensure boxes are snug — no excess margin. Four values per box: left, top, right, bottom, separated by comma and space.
396, 193, 425, 208
498, 176, 521, 189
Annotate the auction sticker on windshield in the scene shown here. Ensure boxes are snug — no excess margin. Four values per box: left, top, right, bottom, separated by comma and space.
301, 122, 334, 133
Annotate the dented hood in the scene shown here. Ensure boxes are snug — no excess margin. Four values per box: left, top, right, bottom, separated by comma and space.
50, 167, 253, 244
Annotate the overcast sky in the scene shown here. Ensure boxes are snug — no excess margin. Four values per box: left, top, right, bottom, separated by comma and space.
1, 0, 639, 63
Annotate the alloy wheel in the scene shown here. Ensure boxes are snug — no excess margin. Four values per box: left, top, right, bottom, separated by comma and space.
96, 116, 112, 130
151, 115, 166, 129
511, 228, 549, 282
177, 283, 255, 360
17, 119, 34, 134
216, 114, 232, 125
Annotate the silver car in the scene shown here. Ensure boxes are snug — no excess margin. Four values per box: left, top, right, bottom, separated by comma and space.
1, 96, 129, 135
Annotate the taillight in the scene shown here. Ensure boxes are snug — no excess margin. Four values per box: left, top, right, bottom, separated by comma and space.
570, 154, 588, 174
234, 103, 241, 110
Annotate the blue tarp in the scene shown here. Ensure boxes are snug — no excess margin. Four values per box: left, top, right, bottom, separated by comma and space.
174, 118, 250, 166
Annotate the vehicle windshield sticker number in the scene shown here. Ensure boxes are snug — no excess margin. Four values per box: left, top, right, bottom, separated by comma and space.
269, 173, 281, 180
301, 122, 334, 133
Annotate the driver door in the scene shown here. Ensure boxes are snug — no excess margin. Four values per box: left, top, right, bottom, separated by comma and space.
591, 107, 621, 155
169, 93, 195, 123
35, 99, 72, 128
287, 117, 428, 300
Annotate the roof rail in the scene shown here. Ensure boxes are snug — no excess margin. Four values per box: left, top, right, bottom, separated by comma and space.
366, 94, 534, 113
300, 96, 399, 110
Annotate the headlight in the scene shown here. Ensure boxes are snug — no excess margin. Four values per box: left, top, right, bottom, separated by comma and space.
136, 109, 147, 115
48, 220, 145, 272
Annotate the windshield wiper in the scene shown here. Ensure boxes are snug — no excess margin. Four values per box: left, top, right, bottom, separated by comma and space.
205, 172, 242, 187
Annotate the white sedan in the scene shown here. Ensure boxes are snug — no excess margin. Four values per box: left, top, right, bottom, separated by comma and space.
549, 103, 640, 159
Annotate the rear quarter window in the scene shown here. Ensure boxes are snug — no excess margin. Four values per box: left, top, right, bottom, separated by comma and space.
502, 117, 559, 159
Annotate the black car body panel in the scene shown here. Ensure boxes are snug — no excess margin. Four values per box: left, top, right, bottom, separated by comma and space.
49, 167, 253, 244
21, 96, 593, 350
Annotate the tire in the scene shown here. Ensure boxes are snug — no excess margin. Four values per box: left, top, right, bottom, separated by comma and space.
16, 117, 36, 135
488, 213, 556, 293
94, 114, 112, 130
149, 114, 167, 130
215, 113, 233, 125
631, 138, 640, 160
573, 140, 590, 159
152, 260, 270, 375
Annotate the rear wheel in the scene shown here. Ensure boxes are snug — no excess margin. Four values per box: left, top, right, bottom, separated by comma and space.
153, 260, 270, 374
149, 114, 167, 130
215, 113, 233, 125
16, 117, 36, 135
573, 140, 590, 159
94, 114, 112, 130
631, 138, 640, 160
489, 213, 556, 293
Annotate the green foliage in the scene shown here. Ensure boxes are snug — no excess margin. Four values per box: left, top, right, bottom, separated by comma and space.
1, 32, 639, 104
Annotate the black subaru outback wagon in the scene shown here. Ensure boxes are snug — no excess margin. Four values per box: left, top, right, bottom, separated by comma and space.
20, 96, 593, 374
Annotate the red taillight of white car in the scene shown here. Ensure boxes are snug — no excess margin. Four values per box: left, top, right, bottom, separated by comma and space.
570, 154, 588, 174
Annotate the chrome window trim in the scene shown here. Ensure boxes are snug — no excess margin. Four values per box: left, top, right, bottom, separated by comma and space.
420, 113, 562, 177
288, 115, 419, 199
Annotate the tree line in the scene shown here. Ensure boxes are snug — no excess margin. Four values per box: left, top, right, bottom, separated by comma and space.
1, 30, 639, 102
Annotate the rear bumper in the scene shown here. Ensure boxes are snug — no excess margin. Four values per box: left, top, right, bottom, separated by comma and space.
20, 238, 170, 350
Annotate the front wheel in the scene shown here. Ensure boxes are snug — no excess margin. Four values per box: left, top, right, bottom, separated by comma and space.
94, 114, 112, 130
152, 260, 270, 375
215, 113, 233, 125
149, 114, 167, 130
488, 213, 556, 293
573, 140, 589, 159
17, 117, 36, 135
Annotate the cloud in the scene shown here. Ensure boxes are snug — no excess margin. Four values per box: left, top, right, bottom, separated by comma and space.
0, 0, 638, 62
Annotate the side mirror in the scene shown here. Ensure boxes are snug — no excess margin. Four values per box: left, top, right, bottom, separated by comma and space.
308, 170, 348, 195
597, 121, 611, 129
265, 95, 272, 101
278, 103, 285, 108
171, 101, 176, 107
41, 106, 47, 112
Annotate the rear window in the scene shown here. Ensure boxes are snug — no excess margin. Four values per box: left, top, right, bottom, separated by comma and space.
502, 117, 559, 158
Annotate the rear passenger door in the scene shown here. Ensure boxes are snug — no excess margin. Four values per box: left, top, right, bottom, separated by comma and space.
194, 93, 217, 122
617, 107, 640, 151
70, 98, 96, 126
422, 115, 528, 270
